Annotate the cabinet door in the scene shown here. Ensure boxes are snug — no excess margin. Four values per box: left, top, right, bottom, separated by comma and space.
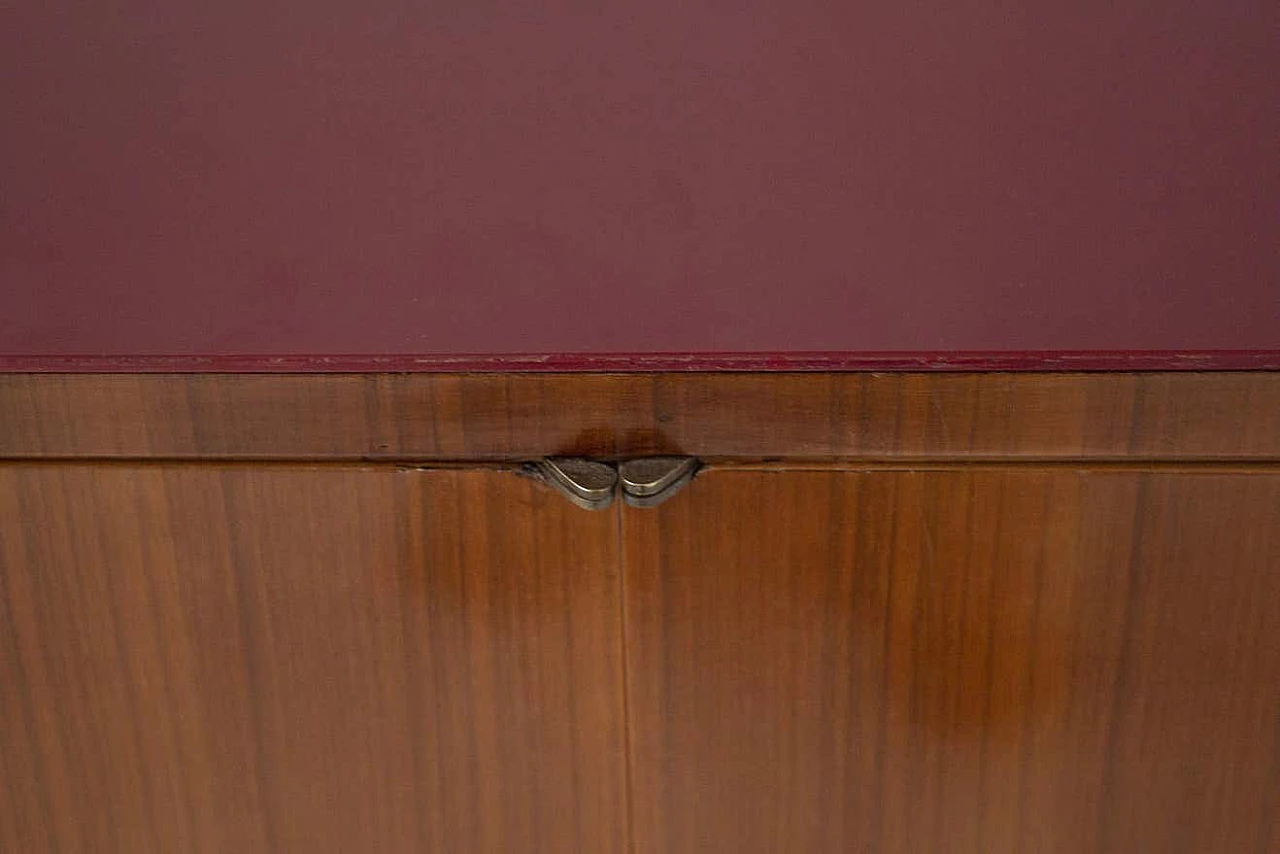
0, 466, 627, 853
623, 468, 1280, 853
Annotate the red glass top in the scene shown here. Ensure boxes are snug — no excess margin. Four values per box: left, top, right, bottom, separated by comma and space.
3, 0, 1278, 371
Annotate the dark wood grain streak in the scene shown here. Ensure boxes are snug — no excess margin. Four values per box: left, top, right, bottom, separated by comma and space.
3, 373, 1280, 460
0, 467, 627, 853
622, 469, 1280, 854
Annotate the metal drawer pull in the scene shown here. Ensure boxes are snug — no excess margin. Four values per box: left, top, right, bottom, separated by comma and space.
619, 457, 699, 508
529, 456, 699, 510
533, 458, 619, 511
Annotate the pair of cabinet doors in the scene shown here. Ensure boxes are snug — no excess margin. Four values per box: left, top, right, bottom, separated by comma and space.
3, 460, 1279, 852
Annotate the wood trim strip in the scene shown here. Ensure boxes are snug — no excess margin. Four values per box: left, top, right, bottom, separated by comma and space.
5, 350, 1280, 373
3, 373, 1278, 461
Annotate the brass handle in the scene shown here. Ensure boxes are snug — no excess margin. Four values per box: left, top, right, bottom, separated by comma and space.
529, 457, 699, 510
531, 458, 618, 511
618, 457, 699, 508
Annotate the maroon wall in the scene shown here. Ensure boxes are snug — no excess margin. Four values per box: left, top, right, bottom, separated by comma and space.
3, 0, 1278, 370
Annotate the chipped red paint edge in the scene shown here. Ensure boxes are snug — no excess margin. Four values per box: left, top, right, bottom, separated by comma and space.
1, 351, 1279, 373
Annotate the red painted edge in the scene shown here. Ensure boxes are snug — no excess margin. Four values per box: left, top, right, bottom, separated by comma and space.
1, 351, 1279, 373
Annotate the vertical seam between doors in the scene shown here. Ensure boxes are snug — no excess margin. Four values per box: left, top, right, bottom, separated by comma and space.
616, 502, 637, 854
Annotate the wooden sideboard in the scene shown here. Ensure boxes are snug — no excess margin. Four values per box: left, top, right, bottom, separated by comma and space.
5, 0, 1279, 848
3, 373, 1278, 852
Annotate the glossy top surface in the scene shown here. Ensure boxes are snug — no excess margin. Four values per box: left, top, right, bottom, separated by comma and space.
3, 0, 1278, 371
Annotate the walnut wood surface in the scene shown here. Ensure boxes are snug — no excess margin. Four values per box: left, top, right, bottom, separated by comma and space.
4, 372, 1279, 852
622, 469, 1280, 853
3, 372, 1280, 460
0, 466, 627, 853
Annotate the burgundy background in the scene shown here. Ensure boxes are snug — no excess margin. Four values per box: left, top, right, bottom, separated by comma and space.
3, 0, 1278, 371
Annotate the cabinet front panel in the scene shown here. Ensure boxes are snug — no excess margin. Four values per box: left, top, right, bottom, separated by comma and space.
622, 469, 1280, 853
0, 466, 627, 853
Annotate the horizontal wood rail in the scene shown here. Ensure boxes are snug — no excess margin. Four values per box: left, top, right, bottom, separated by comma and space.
3, 373, 1279, 461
